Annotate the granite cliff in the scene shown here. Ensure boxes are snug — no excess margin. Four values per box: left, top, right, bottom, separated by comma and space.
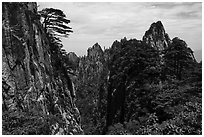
143, 21, 171, 51
2, 3, 200, 134
2, 2, 83, 135
74, 43, 108, 134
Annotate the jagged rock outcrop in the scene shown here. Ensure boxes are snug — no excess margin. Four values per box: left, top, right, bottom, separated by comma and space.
77, 42, 106, 99
2, 2, 83, 135
78, 43, 105, 79
67, 52, 79, 74
143, 21, 171, 51
87, 43, 104, 61
75, 43, 108, 134
67, 52, 79, 65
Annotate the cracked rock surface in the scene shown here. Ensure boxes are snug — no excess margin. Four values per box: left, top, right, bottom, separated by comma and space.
2, 2, 83, 135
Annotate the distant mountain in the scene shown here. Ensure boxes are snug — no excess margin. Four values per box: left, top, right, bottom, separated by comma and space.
194, 49, 202, 62
74, 20, 202, 135
67, 52, 79, 64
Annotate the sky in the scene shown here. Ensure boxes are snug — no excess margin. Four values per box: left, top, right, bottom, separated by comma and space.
38, 2, 202, 56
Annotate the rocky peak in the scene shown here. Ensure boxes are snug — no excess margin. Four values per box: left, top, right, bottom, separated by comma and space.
68, 52, 78, 63
87, 43, 103, 60
143, 21, 171, 51
77, 43, 104, 84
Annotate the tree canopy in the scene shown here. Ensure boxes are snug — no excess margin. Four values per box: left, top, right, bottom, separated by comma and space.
163, 37, 195, 80
38, 8, 73, 38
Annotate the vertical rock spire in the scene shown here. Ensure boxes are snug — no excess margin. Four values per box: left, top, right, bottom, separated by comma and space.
143, 21, 171, 51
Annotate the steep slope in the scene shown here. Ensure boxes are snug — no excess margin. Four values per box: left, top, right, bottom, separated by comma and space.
78, 43, 105, 81
67, 52, 79, 72
104, 30, 201, 135
87, 42, 104, 62
2, 2, 83, 135
143, 21, 171, 51
75, 43, 108, 134
67, 52, 79, 64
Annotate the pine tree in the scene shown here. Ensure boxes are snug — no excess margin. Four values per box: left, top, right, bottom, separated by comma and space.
163, 37, 195, 80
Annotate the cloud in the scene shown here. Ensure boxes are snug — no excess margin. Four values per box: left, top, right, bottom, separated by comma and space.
38, 2, 202, 56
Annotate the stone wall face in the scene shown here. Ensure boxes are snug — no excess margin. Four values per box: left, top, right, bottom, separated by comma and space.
2, 2, 83, 135
143, 21, 171, 51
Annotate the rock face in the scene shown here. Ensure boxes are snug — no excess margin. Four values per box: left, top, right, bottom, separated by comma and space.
67, 52, 79, 64
75, 43, 108, 134
143, 21, 171, 51
87, 43, 104, 61
78, 43, 105, 80
78, 43, 105, 81
67, 52, 79, 72
2, 2, 83, 135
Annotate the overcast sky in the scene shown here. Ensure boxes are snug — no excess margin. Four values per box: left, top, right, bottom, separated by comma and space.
38, 2, 202, 56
